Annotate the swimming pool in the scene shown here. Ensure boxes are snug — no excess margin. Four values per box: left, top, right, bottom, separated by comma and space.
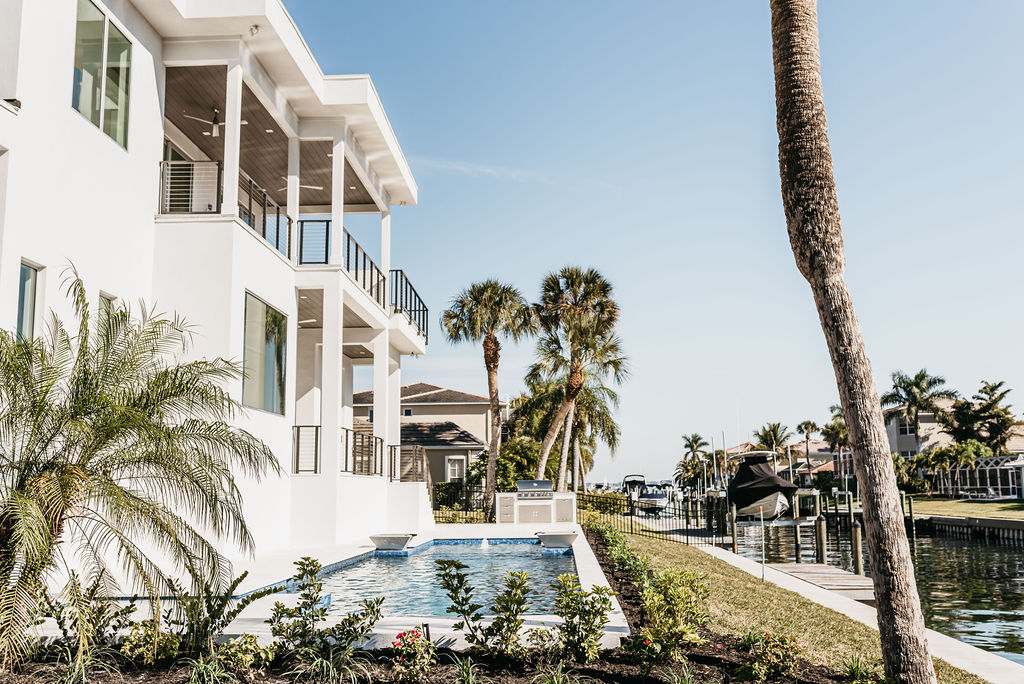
318, 539, 577, 616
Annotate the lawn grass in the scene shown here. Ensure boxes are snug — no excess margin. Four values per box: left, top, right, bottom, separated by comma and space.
628, 535, 986, 684
909, 495, 1024, 521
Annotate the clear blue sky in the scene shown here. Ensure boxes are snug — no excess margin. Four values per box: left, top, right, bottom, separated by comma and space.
287, 1, 1024, 483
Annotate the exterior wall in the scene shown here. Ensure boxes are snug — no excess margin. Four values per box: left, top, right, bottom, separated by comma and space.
0, 0, 430, 561
0, 0, 165, 331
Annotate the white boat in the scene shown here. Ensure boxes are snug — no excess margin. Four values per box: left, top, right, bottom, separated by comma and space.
735, 490, 789, 518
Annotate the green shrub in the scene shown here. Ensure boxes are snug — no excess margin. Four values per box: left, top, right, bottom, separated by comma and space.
553, 574, 614, 664
486, 570, 531, 659
524, 627, 560, 667
390, 628, 436, 682
450, 654, 490, 684
842, 654, 886, 683
184, 654, 230, 684
267, 557, 383, 654
577, 491, 629, 514
641, 568, 708, 661
119, 619, 181, 666
736, 629, 802, 682
622, 627, 663, 672
168, 569, 282, 656
216, 634, 276, 681
40, 571, 136, 664
435, 559, 487, 649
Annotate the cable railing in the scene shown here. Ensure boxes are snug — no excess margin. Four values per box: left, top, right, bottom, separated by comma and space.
390, 444, 430, 483
341, 426, 384, 476
292, 425, 321, 474
297, 220, 386, 308
390, 269, 428, 342
238, 170, 291, 258
159, 160, 222, 214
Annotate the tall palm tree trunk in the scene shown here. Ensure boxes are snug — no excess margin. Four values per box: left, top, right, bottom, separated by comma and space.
483, 334, 502, 521
555, 402, 575, 491
535, 396, 575, 479
770, 2, 934, 681
804, 437, 813, 481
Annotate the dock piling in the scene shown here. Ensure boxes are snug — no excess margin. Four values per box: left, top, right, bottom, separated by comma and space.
852, 519, 864, 575
907, 496, 917, 541
730, 504, 738, 554
794, 522, 802, 563
815, 514, 827, 564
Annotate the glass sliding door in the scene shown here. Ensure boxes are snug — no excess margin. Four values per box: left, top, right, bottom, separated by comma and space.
242, 293, 287, 415
17, 263, 37, 341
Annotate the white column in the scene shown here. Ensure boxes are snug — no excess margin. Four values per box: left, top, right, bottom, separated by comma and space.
380, 210, 391, 308
330, 129, 347, 265
388, 346, 402, 449
372, 330, 390, 457
341, 361, 354, 429
221, 61, 243, 216
321, 281, 345, 475
286, 137, 300, 261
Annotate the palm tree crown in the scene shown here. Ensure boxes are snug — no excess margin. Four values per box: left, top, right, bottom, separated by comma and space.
753, 422, 793, 454
880, 369, 958, 437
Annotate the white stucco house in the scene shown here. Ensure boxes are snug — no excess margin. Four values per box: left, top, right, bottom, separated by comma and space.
0, 0, 434, 559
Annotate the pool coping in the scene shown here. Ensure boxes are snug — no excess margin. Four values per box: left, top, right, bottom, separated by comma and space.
695, 543, 1024, 684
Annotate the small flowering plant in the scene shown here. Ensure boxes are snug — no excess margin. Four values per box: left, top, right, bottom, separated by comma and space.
624, 627, 663, 672
390, 627, 437, 682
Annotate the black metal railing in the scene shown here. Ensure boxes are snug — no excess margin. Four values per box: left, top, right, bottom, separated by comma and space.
159, 160, 222, 214
296, 220, 386, 308
238, 171, 291, 258
341, 427, 384, 476
576, 492, 725, 547
292, 425, 321, 474
432, 482, 486, 523
390, 269, 429, 342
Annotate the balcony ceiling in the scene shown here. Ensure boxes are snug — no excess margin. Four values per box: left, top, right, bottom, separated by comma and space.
164, 66, 375, 210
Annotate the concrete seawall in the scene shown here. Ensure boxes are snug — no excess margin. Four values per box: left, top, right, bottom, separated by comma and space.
920, 515, 1024, 544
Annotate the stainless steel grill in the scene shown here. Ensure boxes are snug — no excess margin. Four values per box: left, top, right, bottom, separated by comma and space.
516, 479, 554, 499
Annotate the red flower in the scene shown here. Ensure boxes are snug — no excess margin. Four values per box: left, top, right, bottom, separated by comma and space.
716, 643, 723, 649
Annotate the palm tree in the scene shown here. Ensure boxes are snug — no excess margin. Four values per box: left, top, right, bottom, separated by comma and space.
530, 268, 628, 489
681, 434, 709, 491
769, 2, 934, 679
796, 420, 818, 481
753, 423, 792, 455
441, 281, 537, 519
880, 369, 958, 450
0, 273, 280, 669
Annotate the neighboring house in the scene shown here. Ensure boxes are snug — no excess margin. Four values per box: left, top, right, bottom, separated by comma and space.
883, 399, 957, 458
0, 0, 432, 556
353, 383, 506, 483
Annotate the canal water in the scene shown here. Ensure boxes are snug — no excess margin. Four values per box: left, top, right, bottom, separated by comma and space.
731, 523, 1024, 665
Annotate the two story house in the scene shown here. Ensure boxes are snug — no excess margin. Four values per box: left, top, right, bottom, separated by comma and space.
0, 0, 432, 557
353, 383, 507, 484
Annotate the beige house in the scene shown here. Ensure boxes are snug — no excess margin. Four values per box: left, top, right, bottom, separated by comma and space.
353, 383, 506, 484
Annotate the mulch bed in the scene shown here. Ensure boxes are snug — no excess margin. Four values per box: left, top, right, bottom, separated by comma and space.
9, 533, 849, 683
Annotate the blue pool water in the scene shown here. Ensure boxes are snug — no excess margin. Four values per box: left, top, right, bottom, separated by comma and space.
319, 540, 577, 616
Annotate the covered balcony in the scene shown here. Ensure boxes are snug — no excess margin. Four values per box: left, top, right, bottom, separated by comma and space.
158, 65, 427, 338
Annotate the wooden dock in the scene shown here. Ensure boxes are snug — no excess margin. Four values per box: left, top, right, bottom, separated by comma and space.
766, 563, 875, 603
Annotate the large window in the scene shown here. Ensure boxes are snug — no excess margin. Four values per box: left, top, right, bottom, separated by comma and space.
17, 263, 37, 341
242, 293, 287, 415
898, 421, 916, 436
71, 0, 131, 147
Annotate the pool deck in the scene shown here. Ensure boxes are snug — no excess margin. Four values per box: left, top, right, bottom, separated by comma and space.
220, 522, 629, 649
698, 544, 1024, 684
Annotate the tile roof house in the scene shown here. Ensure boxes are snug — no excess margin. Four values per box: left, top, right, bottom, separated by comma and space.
354, 383, 505, 483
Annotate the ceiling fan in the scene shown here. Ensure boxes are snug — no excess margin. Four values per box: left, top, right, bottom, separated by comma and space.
182, 108, 248, 137
277, 176, 324, 192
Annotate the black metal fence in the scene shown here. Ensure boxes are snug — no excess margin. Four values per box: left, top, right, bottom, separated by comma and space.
576, 493, 726, 547
340, 427, 384, 476
432, 482, 487, 523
